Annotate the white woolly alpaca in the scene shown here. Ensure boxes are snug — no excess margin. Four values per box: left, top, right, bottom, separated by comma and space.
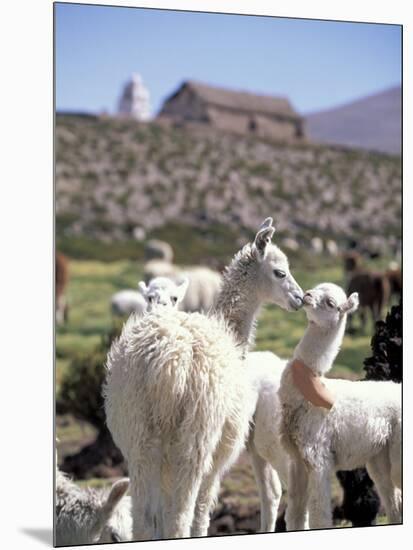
139, 276, 189, 311
104, 218, 303, 540
279, 283, 401, 530
144, 261, 222, 313
55, 469, 132, 545
111, 277, 188, 317
178, 266, 221, 313
111, 289, 147, 317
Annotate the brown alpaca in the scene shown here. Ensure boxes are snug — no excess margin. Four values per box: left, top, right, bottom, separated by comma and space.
343, 252, 390, 332
385, 265, 402, 302
56, 252, 69, 325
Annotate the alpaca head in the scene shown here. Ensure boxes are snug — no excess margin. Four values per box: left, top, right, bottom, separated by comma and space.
139, 276, 189, 311
251, 217, 304, 311
95, 479, 131, 543
302, 283, 359, 329
57, 476, 130, 545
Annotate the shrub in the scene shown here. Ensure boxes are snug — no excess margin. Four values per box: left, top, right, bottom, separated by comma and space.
57, 323, 127, 479
58, 323, 122, 428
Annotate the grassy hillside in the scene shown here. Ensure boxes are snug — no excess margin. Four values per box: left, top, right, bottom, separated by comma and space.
56, 115, 401, 262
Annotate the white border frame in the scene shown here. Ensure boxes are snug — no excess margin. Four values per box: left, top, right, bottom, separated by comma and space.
1, 1, 410, 548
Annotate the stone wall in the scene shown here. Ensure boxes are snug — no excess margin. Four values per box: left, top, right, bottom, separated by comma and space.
207, 105, 302, 141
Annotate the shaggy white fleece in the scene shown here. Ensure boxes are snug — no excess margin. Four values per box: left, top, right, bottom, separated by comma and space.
55, 470, 131, 545
279, 283, 401, 530
104, 309, 255, 540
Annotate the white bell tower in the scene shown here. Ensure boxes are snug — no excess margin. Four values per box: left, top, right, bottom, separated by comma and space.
118, 73, 151, 121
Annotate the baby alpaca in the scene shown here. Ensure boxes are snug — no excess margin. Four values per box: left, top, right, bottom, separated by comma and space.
111, 277, 188, 317
279, 283, 401, 530
55, 469, 132, 545
138, 276, 189, 311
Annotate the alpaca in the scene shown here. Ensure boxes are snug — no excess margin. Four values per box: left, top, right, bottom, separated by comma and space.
337, 301, 402, 527
144, 239, 174, 263
56, 252, 69, 325
279, 283, 401, 530
139, 276, 189, 310
325, 240, 339, 257
342, 251, 390, 331
104, 218, 303, 540
178, 266, 221, 313
146, 277, 288, 532
111, 277, 188, 317
55, 469, 132, 545
143, 261, 222, 313
111, 289, 147, 317
347, 272, 390, 331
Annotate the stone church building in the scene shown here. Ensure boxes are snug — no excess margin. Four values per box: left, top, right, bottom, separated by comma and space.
158, 81, 305, 141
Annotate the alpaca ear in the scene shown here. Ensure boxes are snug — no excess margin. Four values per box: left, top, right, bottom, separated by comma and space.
258, 217, 273, 231
253, 225, 275, 260
138, 281, 148, 296
339, 292, 359, 314
103, 479, 129, 517
99, 478, 129, 529
176, 277, 189, 302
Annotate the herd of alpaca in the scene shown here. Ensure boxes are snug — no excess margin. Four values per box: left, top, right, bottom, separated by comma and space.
102, 218, 402, 540
111, 251, 221, 317
57, 219, 402, 543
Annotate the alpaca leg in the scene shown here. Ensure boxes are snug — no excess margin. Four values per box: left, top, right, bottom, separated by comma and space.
162, 456, 206, 539
367, 450, 402, 523
130, 476, 154, 541
192, 420, 249, 537
285, 457, 310, 531
248, 439, 282, 532
308, 467, 333, 529
129, 438, 163, 541
372, 302, 381, 323
360, 308, 367, 332
191, 473, 221, 537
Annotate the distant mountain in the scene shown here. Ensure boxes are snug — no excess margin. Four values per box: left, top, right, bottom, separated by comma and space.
306, 86, 401, 155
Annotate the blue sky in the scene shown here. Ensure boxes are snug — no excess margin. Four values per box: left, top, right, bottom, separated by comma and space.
55, 3, 401, 116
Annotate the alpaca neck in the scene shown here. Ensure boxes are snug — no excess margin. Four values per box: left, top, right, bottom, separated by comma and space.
293, 317, 347, 376
214, 246, 261, 353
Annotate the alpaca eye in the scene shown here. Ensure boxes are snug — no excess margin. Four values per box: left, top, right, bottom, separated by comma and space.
148, 296, 153, 303
171, 296, 177, 304
273, 269, 286, 279
326, 298, 336, 308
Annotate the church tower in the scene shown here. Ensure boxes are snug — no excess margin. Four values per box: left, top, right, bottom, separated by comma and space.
118, 73, 151, 121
